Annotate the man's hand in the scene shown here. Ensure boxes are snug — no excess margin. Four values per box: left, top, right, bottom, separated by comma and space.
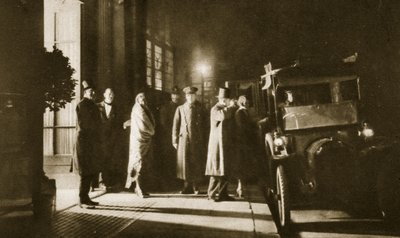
173, 143, 178, 149
123, 120, 131, 129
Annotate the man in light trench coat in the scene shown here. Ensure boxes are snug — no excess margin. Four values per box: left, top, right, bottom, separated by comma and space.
205, 87, 236, 201
172, 86, 207, 194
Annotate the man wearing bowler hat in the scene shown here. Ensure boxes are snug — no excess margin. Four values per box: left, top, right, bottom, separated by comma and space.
205, 87, 236, 201
172, 86, 207, 194
73, 80, 101, 208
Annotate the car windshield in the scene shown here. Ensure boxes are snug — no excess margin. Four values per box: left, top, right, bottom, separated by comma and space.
278, 83, 331, 106
340, 79, 359, 101
277, 79, 359, 106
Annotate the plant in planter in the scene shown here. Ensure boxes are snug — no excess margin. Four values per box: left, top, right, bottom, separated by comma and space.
38, 46, 77, 112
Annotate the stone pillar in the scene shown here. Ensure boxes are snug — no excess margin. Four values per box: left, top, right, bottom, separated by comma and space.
0, 0, 44, 213
130, 0, 147, 97
97, 0, 114, 92
111, 0, 128, 110
81, 0, 99, 91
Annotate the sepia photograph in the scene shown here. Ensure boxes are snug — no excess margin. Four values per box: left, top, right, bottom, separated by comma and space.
0, 0, 400, 237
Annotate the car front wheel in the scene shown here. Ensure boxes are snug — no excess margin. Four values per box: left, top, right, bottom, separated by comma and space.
276, 165, 291, 230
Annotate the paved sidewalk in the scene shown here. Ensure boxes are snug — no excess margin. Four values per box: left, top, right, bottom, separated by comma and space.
0, 185, 279, 238
51, 185, 278, 238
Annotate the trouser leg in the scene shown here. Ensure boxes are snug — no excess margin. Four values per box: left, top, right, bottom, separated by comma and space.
236, 179, 243, 197
80, 174, 94, 202
102, 157, 112, 187
91, 173, 99, 189
136, 175, 143, 192
218, 176, 229, 198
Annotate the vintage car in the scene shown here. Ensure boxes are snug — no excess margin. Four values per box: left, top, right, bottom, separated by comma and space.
257, 61, 400, 230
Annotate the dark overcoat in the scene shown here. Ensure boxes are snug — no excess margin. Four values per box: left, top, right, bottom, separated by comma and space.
159, 101, 180, 176
172, 100, 207, 181
205, 103, 235, 177
73, 98, 101, 176
233, 107, 255, 179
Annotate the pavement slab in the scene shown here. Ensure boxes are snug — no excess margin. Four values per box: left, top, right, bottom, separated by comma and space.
49, 186, 279, 238
0, 185, 279, 238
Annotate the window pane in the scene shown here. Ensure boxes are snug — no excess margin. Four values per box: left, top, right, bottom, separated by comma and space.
146, 40, 152, 67
43, 0, 80, 157
43, 128, 53, 156
55, 128, 75, 155
155, 70, 162, 90
146, 67, 152, 86
154, 45, 162, 70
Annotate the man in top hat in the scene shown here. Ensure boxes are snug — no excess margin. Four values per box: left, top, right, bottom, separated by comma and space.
205, 87, 236, 201
74, 80, 101, 208
172, 86, 207, 194
159, 86, 181, 189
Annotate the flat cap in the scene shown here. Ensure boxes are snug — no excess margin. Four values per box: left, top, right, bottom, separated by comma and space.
183, 86, 198, 94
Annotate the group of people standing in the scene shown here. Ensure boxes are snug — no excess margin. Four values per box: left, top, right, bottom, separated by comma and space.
161, 86, 256, 202
205, 88, 255, 201
74, 82, 121, 207
74, 80, 256, 208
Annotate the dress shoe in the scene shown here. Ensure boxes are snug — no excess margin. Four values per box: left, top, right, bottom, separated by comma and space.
192, 185, 199, 195
135, 189, 149, 198
236, 189, 243, 198
79, 200, 97, 208
105, 186, 113, 193
87, 200, 99, 206
207, 196, 217, 201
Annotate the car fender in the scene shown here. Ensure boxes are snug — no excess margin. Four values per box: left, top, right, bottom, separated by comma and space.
300, 137, 335, 193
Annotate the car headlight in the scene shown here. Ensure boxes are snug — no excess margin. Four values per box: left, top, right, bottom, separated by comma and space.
358, 121, 374, 138
361, 128, 374, 138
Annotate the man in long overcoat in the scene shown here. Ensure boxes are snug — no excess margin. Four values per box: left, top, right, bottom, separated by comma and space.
205, 87, 236, 201
233, 95, 256, 197
159, 87, 181, 188
172, 86, 207, 194
74, 81, 101, 207
97, 88, 120, 191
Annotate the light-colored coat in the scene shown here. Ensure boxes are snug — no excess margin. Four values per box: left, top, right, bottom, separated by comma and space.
172, 101, 206, 181
205, 103, 235, 176
125, 102, 155, 188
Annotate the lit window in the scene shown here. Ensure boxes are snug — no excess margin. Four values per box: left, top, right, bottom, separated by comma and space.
43, 0, 81, 158
146, 39, 174, 92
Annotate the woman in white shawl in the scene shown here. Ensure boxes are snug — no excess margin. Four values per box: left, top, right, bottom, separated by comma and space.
125, 92, 155, 198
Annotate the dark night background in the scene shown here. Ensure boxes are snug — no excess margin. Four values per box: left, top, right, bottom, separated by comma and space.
169, 0, 400, 135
